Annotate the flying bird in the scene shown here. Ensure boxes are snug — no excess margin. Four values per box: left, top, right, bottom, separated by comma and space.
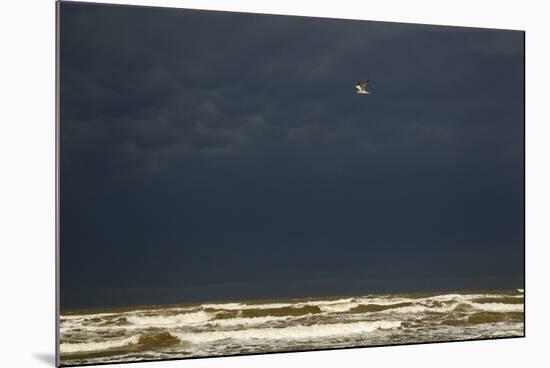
355, 80, 371, 95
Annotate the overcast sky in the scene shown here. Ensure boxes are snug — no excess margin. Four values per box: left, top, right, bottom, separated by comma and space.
59, 2, 524, 308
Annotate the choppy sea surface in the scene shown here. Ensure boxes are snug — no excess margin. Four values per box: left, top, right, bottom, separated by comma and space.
59, 289, 524, 365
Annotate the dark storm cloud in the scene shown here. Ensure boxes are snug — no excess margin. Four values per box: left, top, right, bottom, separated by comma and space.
59, 2, 524, 306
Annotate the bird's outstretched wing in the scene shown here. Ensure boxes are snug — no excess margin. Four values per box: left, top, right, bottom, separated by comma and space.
355, 80, 370, 94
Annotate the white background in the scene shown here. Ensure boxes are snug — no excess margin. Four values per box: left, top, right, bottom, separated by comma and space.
0, 0, 548, 367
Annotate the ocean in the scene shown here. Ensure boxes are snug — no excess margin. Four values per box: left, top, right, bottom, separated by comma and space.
59, 289, 524, 365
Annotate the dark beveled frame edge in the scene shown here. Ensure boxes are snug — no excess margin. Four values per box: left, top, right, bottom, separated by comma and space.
55, 1, 61, 366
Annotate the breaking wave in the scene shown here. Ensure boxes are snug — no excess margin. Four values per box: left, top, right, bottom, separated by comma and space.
126, 311, 214, 326
60, 335, 142, 353
59, 290, 524, 365
468, 302, 524, 313
175, 320, 401, 343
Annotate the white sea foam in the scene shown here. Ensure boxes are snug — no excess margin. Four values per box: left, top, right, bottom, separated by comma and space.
61, 312, 119, 322
59, 292, 526, 365
202, 298, 356, 312
302, 298, 354, 306
355, 293, 521, 310
60, 335, 141, 353
208, 315, 293, 327
126, 311, 214, 326
175, 320, 401, 343
469, 302, 524, 313
202, 303, 245, 310
375, 299, 523, 315
422, 293, 524, 303
355, 297, 412, 305
318, 302, 358, 313
203, 302, 299, 310
374, 303, 458, 315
